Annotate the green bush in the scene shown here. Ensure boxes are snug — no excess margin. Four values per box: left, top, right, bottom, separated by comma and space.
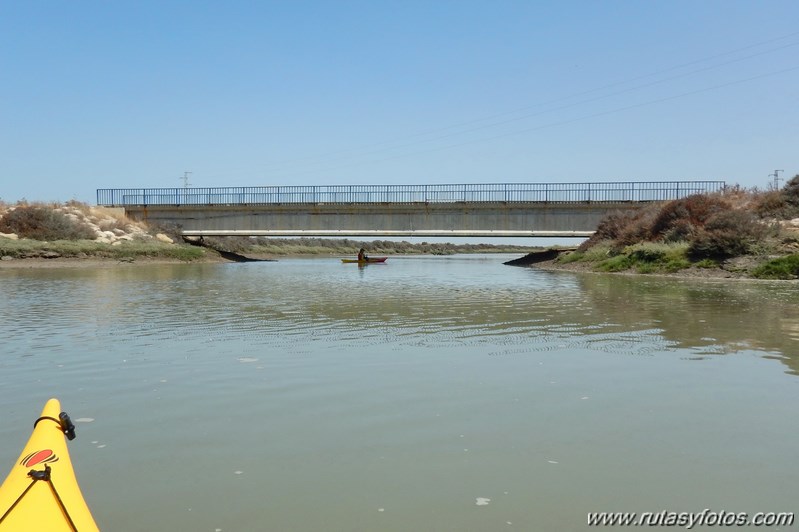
556, 251, 585, 264
621, 242, 691, 274
628, 246, 665, 263
687, 209, 765, 260
0, 206, 96, 241
596, 254, 634, 272
663, 257, 691, 272
751, 254, 799, 279
783, 175, 799, 208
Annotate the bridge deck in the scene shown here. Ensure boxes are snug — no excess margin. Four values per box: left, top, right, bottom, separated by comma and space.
103, 182, 727, 238
97, 181, 726, 207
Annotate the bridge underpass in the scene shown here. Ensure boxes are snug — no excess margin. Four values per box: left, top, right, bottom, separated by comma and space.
96, 182, 726, 239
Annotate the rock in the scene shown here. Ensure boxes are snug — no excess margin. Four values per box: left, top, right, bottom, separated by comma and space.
0, 232, 19, 240
155, 233, 174, 244
41, 251, 61, 259
1, 255, 13, 261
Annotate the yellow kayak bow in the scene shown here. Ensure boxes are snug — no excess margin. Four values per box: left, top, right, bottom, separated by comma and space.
0, 398, 99, 531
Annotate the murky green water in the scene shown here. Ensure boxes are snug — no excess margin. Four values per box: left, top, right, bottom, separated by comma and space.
0, 255, 797, 531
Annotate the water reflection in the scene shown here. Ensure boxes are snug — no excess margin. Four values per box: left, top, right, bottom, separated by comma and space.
572, 274, 799, 374
2, 258, 797, 375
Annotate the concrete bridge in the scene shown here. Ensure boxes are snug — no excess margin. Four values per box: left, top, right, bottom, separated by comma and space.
96, 181, 726, 238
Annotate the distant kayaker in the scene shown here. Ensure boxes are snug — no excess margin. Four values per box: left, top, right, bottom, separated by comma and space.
357, 248, 368, 261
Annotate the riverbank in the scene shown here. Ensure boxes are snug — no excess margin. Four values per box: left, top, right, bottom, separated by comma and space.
521, 253, 770, 280
0, 239, 542, 268
0, 201, 544, 267
505, 180, 799, 280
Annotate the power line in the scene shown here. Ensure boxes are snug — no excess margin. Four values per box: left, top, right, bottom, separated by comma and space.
254, 31, 799, 176
272, 64, 799, 179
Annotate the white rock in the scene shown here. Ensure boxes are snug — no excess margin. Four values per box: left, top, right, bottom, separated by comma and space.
0, 232, 18, 240
156, 233, 174, 244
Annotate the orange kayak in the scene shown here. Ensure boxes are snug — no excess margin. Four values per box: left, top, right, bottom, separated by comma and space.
341, 257, 387, 264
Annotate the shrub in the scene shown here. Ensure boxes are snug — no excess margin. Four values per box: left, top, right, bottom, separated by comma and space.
614, 206, 660, 248
783, 175, 799, 207
0, 205, 97, 240
661, 218, 693, 242
579, 204, 661, 251
649, 194, 729, 240
582, 210, 638, 249
776, 174, 799, 219
751, 254, 799, 279
754, 190, 787, 217
687, 209, 765, 259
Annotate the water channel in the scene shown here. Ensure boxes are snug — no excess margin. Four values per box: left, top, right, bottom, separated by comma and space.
0, 255, 796, 531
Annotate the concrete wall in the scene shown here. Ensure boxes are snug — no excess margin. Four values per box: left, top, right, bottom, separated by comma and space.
124, 202, 644, 237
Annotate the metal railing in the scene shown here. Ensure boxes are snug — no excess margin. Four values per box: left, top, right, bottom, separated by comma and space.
97, 181, 726, 206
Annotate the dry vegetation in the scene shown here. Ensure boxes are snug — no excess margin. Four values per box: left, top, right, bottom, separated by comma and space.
0, 201, 205, 261
555, 175, 799, 279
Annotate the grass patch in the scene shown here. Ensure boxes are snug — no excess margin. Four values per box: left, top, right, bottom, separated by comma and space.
693, 258, 719, 269
557, 243, 612, 264
591, 242, 691, 274
0, 239, 206, 261
751, 254, 799, 279
596, 254, 634, 272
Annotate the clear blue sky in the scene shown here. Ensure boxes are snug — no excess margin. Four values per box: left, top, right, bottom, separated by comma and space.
2, 0, 797, 204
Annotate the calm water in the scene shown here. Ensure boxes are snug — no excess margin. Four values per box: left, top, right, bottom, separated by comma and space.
0, 255, 797, 531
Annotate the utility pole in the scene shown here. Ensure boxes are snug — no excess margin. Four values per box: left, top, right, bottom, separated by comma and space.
768, 169, 784, 190
180, 171, 192, 188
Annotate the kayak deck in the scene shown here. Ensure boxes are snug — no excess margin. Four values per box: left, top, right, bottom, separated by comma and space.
0, 398, 98, 531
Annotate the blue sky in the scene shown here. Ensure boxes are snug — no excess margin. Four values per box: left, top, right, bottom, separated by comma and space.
2, 0, 797, 204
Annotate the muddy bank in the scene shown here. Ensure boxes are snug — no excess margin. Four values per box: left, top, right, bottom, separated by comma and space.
503, 248, 574, 266
511, 249, 780, 281
0, 254, 230, 269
